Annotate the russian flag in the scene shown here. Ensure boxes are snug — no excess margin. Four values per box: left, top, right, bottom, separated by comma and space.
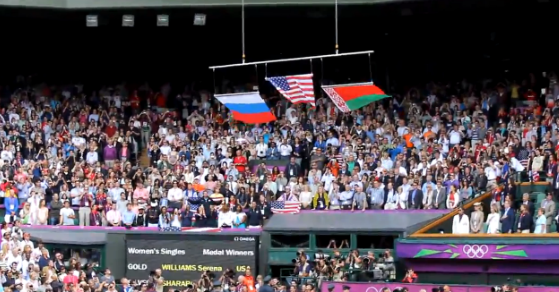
215, 92, 276, 124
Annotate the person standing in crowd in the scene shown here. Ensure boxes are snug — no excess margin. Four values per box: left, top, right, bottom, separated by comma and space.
470, 202, 484, 234
452, 207, 470, 234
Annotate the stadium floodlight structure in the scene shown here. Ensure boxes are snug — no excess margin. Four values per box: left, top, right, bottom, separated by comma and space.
157, 15, 169, 26
193, 14, 206, 26
122, 15, 135, 27
86, 15, 98, 27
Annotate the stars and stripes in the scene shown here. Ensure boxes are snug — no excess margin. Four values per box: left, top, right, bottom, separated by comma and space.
267, 74, 315, 106
532, 171, 540, 182
271, 201, 301, 214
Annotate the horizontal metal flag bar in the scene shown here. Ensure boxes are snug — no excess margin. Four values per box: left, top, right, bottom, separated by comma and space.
209, 50, 375, 70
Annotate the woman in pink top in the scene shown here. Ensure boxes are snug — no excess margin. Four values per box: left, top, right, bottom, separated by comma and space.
133, 182, 150, 206
205, 176, 217, 191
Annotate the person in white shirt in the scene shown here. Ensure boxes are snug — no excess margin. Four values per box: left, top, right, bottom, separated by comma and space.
159, 141, 172, 156
279, 140, 292, 159
299, 185, 312, 209
380, 152, 394, 170
255, 138, 268, 159
448, 125, 464, 147
6, 247, 22, 270
218, 205, 234, 228
19, 233, 34, 251
167, 182, 184, 209
384, 183, 399, 210
452, 207, 470, 234
0, 150, 13, 162
429, 152, 445, 167
510, 156, 526, 172
285, 106, 298, 124
484, 161, 498, 190
86, 151, 98, 165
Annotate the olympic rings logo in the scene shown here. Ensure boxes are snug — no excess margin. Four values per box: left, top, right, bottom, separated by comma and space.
365, 287, 392, 292
462, 244, 489, 258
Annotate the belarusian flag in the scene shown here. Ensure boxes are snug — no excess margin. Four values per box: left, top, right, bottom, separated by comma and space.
322, 82, 390, 113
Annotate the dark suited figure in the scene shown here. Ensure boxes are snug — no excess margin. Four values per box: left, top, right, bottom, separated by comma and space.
553, 171, 559, 199
393, 172, 404, 189
407, 182, 424, 209
285, 157, 301, 181
500, 200, 515, 234
517, 204, 533, 233
433, 181, 447, 209
259, 276, 274, 292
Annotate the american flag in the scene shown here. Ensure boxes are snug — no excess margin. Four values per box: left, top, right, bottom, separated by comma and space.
271, 201, 301, 214
518, 149, 529, 168
267, 74, 315, 106
533, 171, 540, 182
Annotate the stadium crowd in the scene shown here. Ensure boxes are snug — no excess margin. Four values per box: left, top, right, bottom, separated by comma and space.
0, 70, 554, 292
0, 72, 556, 228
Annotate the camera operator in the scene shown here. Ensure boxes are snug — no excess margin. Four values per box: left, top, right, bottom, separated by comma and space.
198, 270, 215, 291
344, 250, 363, 281
219, 268, 236, 290
313, 258, 333, 290
374, 250, 395, 280
148, 269, 164, 292
293, 252, 312, 278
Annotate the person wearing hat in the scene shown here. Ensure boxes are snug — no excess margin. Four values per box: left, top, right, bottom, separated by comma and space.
258, 276, 273, 292
327, 284, 335, 292
134, 205, 147, 227
146, 201, 160, 228
451, 207, 470, 234
470, 202, 484, 234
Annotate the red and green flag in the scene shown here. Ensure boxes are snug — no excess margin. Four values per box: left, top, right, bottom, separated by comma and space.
322, 82, 390, 113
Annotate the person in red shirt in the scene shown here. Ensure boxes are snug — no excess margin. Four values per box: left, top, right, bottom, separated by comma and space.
525, 89, 537, 101
402, 268, 418, 283
63, 267, 79, 287
243, 268, 256, 292
105, 121, 118, 138
130, 91, 140, 110
233, 150, 247, 173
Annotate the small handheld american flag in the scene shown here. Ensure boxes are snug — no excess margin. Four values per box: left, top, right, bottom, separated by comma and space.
532, 171, 540, 182
271, 201, 301, 214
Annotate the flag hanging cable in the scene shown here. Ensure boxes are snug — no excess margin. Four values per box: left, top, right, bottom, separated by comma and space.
208, 50, 375, 70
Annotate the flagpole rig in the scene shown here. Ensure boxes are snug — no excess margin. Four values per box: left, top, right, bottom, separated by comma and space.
209, 50, 375, 70
241, 0, 246, 63
334, 0, 339, 54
